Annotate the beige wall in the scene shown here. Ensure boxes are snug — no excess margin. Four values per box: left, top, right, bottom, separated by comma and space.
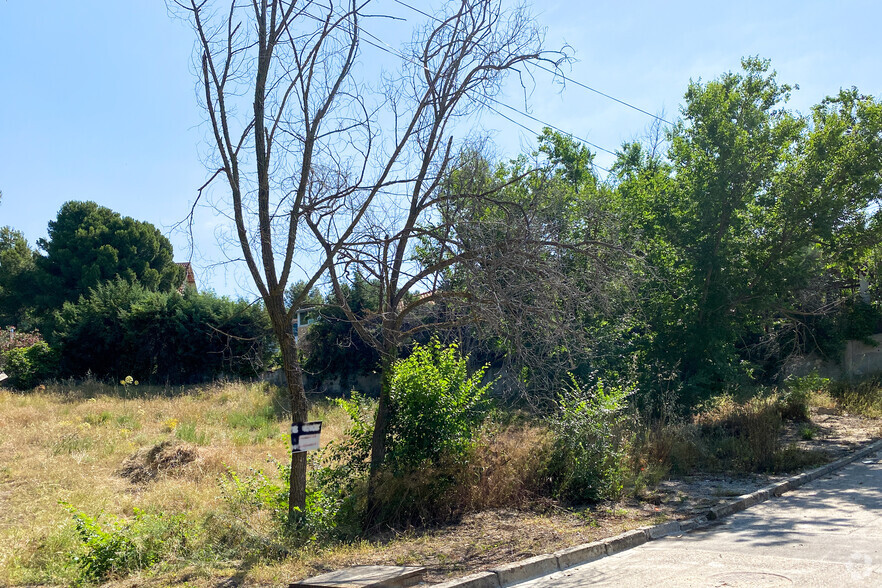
786, 333, 882, 380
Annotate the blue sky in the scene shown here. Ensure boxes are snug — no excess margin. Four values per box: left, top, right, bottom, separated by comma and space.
1, 0, 879, 298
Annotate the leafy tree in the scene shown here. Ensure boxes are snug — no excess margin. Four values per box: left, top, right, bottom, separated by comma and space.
284, 280, 324, 311
0, 227, 37, 327
612, 58, 882, 405
301, 274, 380, 380
34, 201, 183, 313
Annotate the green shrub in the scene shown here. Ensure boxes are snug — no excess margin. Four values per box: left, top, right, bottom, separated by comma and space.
52, 279, 273, 385
318, 391, 375, 482
778, 373, 827, 421
386, 339, 492, 470
549, 375, 632, 502
62, 503, 193, 583
1, 341, 59, 389
307, 339, 495, 530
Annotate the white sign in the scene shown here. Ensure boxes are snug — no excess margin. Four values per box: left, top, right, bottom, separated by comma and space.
0, 372, 7, 383
291, 421, 322, 452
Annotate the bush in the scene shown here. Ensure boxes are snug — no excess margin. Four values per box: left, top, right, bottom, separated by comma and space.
52, 279, 273, 384
829, 376, 882, 417
1, 340, 58, 389
0, 327, 44, 354
306, 341, 495, 529
385, 339, 492, 470
549, 375, 632, 502
778, 373, 826, 421
62, 503, 193, 583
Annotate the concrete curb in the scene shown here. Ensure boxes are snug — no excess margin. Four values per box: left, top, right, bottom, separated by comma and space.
434, 438, 882, 587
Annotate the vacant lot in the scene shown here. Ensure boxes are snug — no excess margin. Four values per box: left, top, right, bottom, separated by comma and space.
0, 381, 657, 586
0, 380, 878, 587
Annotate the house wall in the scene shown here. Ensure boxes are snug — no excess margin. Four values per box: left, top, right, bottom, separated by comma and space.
785, 333, 882, 380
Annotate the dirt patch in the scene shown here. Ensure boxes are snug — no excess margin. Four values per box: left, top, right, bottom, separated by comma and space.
118, 441, 200, 483
646, 407, 881, 521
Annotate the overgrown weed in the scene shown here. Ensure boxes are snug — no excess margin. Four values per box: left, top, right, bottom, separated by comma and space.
633, 381, 827, 477
829, 376, 882, 417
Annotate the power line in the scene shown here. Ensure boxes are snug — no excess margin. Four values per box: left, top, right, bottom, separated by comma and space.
306, 3, 617, 173
478, 99, 612, 175
350, 19, 618, 170
488, 99, 617, 156
391, 0, 675, 126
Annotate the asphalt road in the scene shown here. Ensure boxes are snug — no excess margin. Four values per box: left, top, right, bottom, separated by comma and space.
521, 451, 882, 587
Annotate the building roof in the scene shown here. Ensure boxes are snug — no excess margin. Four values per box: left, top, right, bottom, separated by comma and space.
176, 262, 197, 293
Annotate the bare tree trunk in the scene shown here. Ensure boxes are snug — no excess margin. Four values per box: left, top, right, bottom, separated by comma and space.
269, 296, 309, 518
365, 343, 396, 528
176, 0, 567, 527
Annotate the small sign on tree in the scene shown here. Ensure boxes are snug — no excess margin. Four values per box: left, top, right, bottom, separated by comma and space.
291, 421, 322, 453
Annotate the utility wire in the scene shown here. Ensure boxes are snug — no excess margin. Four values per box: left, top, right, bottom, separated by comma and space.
351, 18, 619, 169
306, 3, 617, 173
489, 100, 617, 156
391, 0, 675, 126
478, 98, 612, 175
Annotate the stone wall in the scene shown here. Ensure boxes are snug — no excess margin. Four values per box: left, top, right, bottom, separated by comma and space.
785, 333, 882, 380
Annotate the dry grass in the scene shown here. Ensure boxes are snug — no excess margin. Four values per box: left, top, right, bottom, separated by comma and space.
0, 380, 315, 586
3, 378, 867, 587
829, 377, 882, 418
633, 391, 832, 477
0, 381, 661, 587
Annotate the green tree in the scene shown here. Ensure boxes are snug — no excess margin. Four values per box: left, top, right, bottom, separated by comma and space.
301, 274, 380, 379
34, 201, 183, 313
0, 227, 37, 327
613, 58, 882, 405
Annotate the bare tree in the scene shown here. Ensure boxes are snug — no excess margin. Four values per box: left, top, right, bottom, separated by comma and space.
173, 0, 563, 518
318, 142, 631, 516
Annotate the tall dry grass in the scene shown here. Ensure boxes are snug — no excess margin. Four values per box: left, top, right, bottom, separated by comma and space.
632, 389, 828, 479
0, 379, 344, 586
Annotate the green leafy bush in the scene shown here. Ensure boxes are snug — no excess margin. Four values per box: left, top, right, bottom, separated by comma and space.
318, 391, 375, 482
386, 339, 492, 470
305, 342, 495, 530
549, 375, 633, 502
778, 373, 826, 421
62, 503, 192, 583
1, 340, 58, 389
52, 279, 273, 384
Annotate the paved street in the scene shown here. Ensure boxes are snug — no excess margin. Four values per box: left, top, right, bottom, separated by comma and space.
522, 451, 882, 587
